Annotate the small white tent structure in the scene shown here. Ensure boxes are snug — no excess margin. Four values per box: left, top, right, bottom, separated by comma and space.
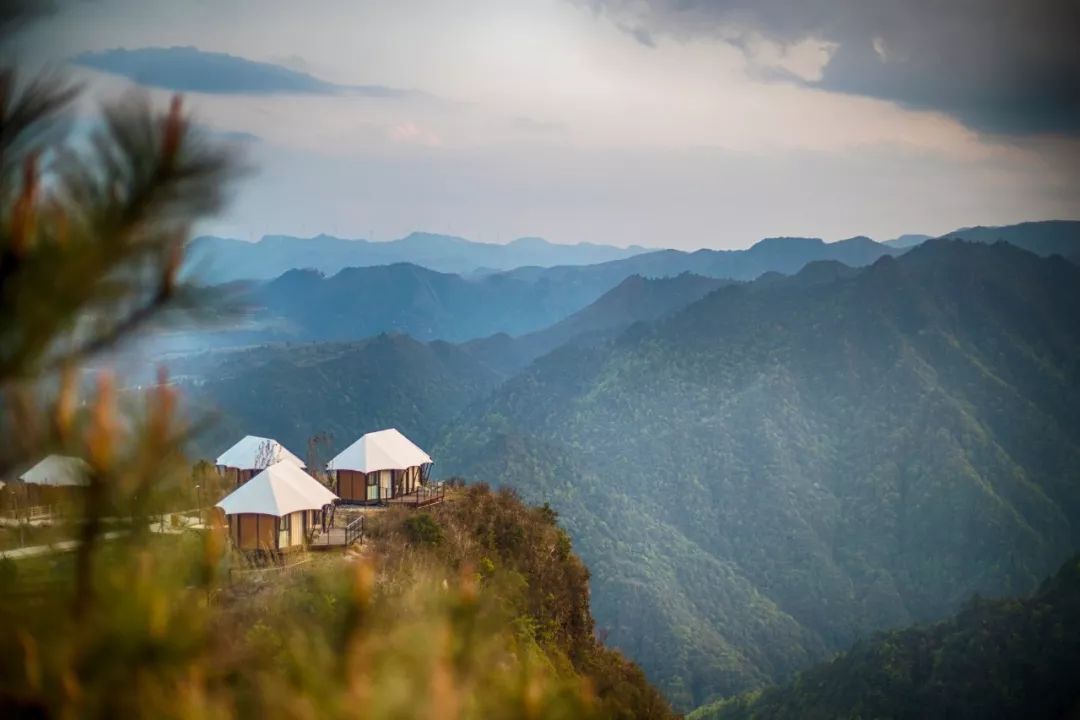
327, 428, 432, 504
215, 435, 305, 488
19, 455, 91, 487
216, 461, 337, 551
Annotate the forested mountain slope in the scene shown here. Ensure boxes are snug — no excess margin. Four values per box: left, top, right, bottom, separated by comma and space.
175, 274, 729, 458
246, 262, 641, 343
175, 333, 501, 460
461, 273, 729, 376
940, 219, 1080, 262
692, 555, 1080, 720
436, 240, 1080, 709
495, 234, 900, 289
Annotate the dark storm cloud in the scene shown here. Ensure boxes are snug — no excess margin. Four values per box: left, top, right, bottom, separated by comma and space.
579, 0, 1080, 137
72, 46, 416, 98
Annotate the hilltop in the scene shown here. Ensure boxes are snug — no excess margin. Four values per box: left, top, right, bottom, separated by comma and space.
0, 483, 676, 719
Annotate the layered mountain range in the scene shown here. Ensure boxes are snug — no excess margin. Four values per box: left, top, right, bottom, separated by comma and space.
171, 223, 1080, 711
186, 231, 648, 281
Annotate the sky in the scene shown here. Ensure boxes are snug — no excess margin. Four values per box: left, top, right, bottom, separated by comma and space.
5, 0, 1080, 249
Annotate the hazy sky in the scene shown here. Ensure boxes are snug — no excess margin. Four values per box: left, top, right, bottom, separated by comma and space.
7, 0, 1080, 248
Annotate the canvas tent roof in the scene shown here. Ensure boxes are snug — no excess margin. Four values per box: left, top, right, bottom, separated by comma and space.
327, 428, 432, 473
19, 455, 91, 487
216, 461, 337, 517
215, 435, 305, 469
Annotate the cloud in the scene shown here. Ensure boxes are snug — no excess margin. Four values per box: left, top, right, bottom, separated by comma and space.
576, 0, 1080, 137
214, 138, 1080, 249
387, 122, 441, 147
72, 45, 417, 98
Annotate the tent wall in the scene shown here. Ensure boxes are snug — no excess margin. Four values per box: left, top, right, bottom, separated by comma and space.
336, 469, 369, 502
230, 513, 278, 551
334, 465, 427, 505
228, 511, 313, 551
217, 465, 257, 488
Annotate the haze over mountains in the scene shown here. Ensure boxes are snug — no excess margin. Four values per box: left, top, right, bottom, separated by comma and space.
189, 220, 1080, 287
160, 221, 1080, 357
177, 232, 905, 350
176, 271, 727, 455
186, 232, 649, 281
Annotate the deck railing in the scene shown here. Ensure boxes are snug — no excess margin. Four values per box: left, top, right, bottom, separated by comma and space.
345, 515, 365, 546
389, 485, 446, 508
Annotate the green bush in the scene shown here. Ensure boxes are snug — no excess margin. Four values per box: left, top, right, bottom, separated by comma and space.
403, 512, 444, 546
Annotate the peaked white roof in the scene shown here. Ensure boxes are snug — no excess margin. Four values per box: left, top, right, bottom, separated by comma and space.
327, 428, 432, 473
215, 435, 305, 469
216, 461, 337, 517
19, 455, 91, 486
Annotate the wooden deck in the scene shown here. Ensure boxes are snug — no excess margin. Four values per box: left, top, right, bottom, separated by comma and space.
308, 515, 364, 550
308, 528, 347, 548
385, 486, 446, 508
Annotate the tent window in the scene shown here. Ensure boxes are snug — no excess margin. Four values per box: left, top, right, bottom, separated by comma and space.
278, 514, 290, 548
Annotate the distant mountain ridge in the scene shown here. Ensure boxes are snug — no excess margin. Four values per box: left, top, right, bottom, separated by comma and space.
883, 233, 932, 248
247, 262, 612, 343
938, 219, 1080, 261
883, 220, 1080, 259
229, 234, 902, 346
495, 234, 901, 288
186, 231, 649, 281
180, 223, 1078, 352
187, 221, 1080, 289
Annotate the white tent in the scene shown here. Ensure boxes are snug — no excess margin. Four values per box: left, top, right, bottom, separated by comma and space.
215, 435, 306, 469
216, 461, 336, 517
19, 455, 91, 487
327, 428, 432, 473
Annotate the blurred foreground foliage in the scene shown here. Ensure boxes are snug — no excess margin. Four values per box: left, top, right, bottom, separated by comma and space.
0, 70, 673, 718
1, 486, 674, 719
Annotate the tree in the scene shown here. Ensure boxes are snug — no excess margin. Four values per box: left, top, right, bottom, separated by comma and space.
253, 438, 277, 470
0, 44, 242, 711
